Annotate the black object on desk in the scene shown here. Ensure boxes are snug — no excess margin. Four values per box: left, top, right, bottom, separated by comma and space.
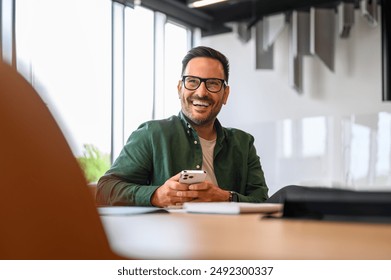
271, 185, 391, 223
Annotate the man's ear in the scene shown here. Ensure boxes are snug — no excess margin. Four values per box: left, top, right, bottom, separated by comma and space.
223, 85, 230, 105
177, 80, 182, 98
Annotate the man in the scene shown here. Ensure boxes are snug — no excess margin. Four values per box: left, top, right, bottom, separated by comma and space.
96, 46, 268, 207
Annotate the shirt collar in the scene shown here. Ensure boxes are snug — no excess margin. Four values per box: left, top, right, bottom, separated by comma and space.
178, 111, 225, 143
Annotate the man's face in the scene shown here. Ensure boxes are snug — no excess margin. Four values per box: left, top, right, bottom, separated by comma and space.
177, 57, 230, 127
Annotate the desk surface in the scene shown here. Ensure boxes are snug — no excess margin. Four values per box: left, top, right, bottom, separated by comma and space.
100, 211, 391, 260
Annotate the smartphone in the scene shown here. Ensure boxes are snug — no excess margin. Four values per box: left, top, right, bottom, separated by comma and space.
179, 170, 207, 184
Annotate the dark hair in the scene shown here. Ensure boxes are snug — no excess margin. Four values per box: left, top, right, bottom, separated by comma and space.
181, 46, 230, 83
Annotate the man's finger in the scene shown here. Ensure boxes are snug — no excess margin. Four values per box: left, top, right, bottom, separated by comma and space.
176, 190, 198, 198
188, 182, 209, 191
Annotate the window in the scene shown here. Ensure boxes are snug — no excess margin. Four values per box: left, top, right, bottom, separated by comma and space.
281, 119, 293, 157
301, 116, 327, 157
12, 1, 195, 181
16, 0, 113, 182
1, 0, 15, 64
163, 21, 189, 118
376, 112, 391, 178
120, 6, 193, 151
280, 116, 326, 158
349, 123, 370, 184
123, 5, 154, 141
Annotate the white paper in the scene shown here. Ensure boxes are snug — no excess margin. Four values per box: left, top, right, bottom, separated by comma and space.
183, 202, 283, 214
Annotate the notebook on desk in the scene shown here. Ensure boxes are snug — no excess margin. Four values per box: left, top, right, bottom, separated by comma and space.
183, 202, 283, 215
97, 206, 168, 216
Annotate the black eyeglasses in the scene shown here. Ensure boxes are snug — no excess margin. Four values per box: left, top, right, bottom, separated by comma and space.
182, 75, 227, 93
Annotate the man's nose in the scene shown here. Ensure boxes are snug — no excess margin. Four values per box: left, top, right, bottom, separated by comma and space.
196, 81, 209, 96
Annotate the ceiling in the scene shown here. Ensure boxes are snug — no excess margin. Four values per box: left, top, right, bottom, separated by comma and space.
138, 0, 346, 36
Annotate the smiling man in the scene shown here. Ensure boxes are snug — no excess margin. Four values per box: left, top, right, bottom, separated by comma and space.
96, 46, 269, 207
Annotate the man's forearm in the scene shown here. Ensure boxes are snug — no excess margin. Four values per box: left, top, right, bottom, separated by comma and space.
96, 174, 159, 206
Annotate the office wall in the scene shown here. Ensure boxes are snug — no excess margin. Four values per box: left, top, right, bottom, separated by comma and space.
202, 10, 391, 195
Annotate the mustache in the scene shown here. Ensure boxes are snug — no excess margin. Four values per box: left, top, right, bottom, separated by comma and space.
188, 95, 213, 103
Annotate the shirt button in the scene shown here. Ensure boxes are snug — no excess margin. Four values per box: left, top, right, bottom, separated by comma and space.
187, 130, 190, 134
194, 140, 198, 144
196, 165, 200, 169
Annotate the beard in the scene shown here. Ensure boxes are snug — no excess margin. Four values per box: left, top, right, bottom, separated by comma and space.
181, 96, 222, 127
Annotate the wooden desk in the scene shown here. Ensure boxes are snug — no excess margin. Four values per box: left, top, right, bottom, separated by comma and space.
100, 211, 391, 260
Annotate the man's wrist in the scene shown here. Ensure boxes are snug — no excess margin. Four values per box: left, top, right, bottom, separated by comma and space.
228, 191, 239, 202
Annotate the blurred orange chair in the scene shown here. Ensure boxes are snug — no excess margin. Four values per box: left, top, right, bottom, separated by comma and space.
0, 62, 124, 259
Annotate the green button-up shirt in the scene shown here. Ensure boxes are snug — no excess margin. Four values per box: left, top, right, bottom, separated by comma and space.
96, 112, 268, 206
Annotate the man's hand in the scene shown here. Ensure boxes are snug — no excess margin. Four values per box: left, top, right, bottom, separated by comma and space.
150, 173, 194, 207
151, 173, 230, 207
176, 181, 230, 202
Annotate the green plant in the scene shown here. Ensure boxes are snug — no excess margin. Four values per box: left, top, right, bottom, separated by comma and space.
77, 144, 110, 183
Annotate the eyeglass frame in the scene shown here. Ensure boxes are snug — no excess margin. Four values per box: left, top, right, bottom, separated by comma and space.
181, 75, 228, 93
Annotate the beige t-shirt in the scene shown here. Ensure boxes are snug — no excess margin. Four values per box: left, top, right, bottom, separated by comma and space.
199, 137, 218, 186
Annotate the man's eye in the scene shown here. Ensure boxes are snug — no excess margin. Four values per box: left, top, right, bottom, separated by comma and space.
208, 80, 219, 86
187, 78, 199, 84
